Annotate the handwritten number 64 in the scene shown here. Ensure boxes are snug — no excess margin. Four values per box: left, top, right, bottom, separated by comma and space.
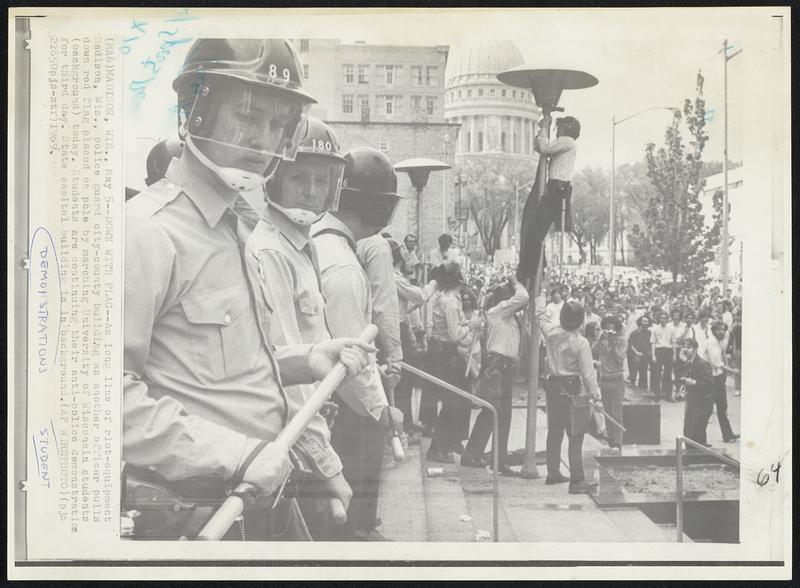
756, 462, 782, 487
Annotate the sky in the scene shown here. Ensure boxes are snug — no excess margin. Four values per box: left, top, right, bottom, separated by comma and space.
125, 7, 769, 186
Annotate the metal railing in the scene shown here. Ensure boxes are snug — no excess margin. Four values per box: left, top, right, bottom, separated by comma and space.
674, 435, 741, 542
399, 361, 500, 543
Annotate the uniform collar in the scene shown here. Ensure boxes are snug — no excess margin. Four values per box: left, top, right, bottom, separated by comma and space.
264, 204, 309, 252
166, 152, 242, 229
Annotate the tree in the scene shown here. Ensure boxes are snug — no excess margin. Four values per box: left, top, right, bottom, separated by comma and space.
613, 161, 656, 265
627, 72, 720, 286
570, 167, 610, 265
456, 156, 535, 260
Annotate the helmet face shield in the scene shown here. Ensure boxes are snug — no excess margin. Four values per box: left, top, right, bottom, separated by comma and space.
272, 154, 345, 216
185, 76, 310, 171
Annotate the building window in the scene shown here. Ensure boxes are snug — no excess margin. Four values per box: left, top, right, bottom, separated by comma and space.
512, 90, 517, 98
501, 131, 506, 151
411, 65, 423, 86
303, 64, 309, 79
342, 95, 353, 114
385, 65, 395, 85
478, 88, 484, 97
426, 96, 436, 116
490, 88, 495, 96
299, 39, 309, 52
501, 89, 507, 97
465, 131, 471, 151
458, 90, 462, 99
384, 95, 394, 115
426, 66, 438, 86
379, 141, 389, 152
411, 95, 422, 111
467, 89, 472, 98
343, 64, 354, 84
477, 131, 484, 152
359, 95, 370, 120
358, 64, 369, 84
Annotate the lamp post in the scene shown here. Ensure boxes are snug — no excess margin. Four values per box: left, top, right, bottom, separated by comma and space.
497, 65, 598, 479
609, 106, 679, 280
394, 158, 451, 248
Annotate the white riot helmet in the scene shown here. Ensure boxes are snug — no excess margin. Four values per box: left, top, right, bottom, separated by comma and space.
267, 117, 346, 226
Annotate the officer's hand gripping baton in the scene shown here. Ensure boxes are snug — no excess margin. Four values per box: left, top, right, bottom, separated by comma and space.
196, 325, 379, 541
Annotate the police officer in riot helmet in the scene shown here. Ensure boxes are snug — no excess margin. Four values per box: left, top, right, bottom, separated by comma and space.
265, 116, 346, 227
246, 117, 352, 540
312, 147, 405, 541
123, 39, 375, 541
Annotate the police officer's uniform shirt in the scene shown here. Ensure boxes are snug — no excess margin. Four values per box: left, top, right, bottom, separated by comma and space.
244, 204, 342, 478
356, 234, 403, 365
533, 292, 601, 399
124, 155, 338, 481
312, 214, 388, 421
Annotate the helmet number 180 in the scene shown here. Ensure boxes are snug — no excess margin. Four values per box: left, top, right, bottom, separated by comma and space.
311, 139, 333, 153
268, 64, 291, 81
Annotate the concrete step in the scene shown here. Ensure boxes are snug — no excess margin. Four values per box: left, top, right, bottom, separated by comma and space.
418, 438, 478, 542
457, 461, 518, 542
656, 522, 694, 543
377, 442, 428, 542
602, 508, 675, 542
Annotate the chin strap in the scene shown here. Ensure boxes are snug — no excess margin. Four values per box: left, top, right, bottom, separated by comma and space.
268, 200, 323, 227
183, 134, 268, 193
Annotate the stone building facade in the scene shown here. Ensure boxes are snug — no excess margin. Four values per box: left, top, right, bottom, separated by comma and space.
329, 121, 460, 251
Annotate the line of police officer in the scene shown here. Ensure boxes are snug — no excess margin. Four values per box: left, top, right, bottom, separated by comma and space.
123, 38, 404, 541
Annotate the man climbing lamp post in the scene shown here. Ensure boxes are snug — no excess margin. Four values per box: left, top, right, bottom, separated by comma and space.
497, 66, 598, 478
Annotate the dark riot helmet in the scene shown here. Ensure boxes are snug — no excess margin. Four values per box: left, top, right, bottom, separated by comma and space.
560, 299, 585, 330
145, 139, 184, 186
556, 116, 581, 140
337, 147, 403, 231
173, 39, 316, 174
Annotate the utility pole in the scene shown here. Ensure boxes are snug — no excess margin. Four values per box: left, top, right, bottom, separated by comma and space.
609, 115, 616, 279
721, 38, 742, 294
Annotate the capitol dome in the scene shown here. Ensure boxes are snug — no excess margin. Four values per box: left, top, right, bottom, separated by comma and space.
445, 40, 525, 86
444, 40, 540, 157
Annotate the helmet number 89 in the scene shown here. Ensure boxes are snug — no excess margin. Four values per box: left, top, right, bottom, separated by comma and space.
268, 64, 291, 80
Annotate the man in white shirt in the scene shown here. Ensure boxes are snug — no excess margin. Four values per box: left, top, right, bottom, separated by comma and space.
699, 321, 740, 442
545, 288, 564, 324
516, 114, 581, 283
428, 233, 462, 267
650, 311, 676, 401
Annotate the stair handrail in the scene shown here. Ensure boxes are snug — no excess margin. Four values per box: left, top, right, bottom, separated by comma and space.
399, 361, 500, 543
675, 435, 740, 542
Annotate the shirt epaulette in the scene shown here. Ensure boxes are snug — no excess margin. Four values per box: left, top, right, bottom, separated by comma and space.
129, 178, 183, 218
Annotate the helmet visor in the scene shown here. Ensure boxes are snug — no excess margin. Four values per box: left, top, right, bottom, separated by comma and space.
273, 155, 345, 215
186, 77, 310, 172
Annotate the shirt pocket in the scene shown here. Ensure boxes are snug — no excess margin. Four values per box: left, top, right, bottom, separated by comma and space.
297, 289, 323, 317
181, 285, 258, 383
